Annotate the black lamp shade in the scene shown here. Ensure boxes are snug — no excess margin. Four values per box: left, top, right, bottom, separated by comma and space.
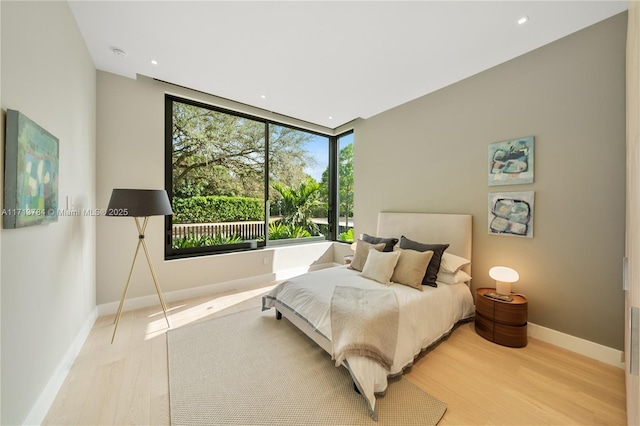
107, 189, 173, 217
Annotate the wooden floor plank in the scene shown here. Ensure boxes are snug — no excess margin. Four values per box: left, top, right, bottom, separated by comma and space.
404, 322, 625, 425
43, 283, 626, 425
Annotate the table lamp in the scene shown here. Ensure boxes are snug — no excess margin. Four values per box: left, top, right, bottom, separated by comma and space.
107, 188, 173, 343
489, 266, 519, 295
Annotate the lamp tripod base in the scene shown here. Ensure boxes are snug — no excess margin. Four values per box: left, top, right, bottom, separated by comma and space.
112, 217, 170, 343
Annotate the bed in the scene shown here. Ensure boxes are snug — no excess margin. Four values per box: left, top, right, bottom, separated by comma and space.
261, 212, 475, 419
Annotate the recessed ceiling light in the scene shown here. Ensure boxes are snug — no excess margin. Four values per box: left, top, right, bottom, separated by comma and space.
151, 59, 158, 65
260, 95, 266, 99
518, 16, 529, 25
111, 47, 127, 57
328, 116, 333, 120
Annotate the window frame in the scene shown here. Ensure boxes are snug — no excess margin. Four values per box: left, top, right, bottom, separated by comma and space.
164, 94, 352, 260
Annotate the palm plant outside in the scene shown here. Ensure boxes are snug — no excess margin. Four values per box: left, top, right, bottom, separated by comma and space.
271, 179, 322, 236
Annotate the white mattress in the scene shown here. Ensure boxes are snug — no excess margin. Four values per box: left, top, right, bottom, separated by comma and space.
262, 265, 475, 416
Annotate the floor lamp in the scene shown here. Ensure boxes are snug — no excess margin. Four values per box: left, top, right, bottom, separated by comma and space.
107, 189, 173, 343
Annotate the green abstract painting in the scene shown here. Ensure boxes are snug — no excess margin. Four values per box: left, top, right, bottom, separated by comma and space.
3, 109, 59, 228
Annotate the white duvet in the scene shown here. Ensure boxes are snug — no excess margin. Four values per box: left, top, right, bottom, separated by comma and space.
262, 265, 475, 417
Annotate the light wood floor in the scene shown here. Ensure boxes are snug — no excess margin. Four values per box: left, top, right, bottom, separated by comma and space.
43, 283, 626, 425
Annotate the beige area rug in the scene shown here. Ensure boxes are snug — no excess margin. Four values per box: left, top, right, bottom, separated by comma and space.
167, 308, 447, 425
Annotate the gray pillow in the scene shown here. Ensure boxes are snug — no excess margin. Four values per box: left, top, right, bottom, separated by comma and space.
362, 233, 399, 252
398, 236, 449, 287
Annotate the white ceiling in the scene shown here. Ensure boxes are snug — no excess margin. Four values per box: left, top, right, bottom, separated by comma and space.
68, 1, 628, 129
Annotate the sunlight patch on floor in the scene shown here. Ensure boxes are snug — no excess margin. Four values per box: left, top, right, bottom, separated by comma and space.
144, 284, 277, 339
148, 304, 187, 318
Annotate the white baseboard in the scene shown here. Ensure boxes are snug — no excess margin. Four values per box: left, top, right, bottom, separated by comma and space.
97, 262, 337, 316
98, 272, 276, 316
528, 322, 624, 369
23, 307, 99, 426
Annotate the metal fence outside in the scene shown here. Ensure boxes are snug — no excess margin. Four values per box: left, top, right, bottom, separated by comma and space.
172, 221, 265, 240
172, 219, 354, 241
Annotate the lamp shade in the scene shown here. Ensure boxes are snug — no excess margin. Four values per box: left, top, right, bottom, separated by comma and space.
489, 266, 519, 295
106, 189, 173, 217
489, 266, 519, 283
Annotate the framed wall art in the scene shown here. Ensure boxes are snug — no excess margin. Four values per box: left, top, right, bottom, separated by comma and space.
488, 136, 534, 186
3, 109, 59, 228
488, 191, 534, 238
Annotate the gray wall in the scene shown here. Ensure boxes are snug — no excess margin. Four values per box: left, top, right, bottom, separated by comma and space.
354, 12, 627, 349
1, 2, 96, 424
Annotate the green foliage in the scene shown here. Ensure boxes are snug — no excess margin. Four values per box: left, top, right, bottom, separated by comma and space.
320, 141, 354, 226
271, 179, 321, 235
268, 223, 311, 240
172, 101, 314, 198
172, 196, 263, 224
172, 232, 244, 249
338, 228, 354, 243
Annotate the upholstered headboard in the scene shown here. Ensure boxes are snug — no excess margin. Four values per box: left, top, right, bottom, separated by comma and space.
376, 212, 472, 267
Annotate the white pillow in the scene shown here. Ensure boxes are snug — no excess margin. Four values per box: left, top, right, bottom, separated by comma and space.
439, 252, 471, 274
437, 269, 472, 285
390, 249, 433, 291
361, 248, 401, 285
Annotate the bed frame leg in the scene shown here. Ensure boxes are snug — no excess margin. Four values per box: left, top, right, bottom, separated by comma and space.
275, 310, 282, 320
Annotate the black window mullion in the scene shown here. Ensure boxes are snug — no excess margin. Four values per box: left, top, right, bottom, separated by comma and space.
164, 95, 175, 257
328, 135, 338, 241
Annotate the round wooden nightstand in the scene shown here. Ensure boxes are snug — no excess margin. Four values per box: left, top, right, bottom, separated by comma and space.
475, 287, 528, 347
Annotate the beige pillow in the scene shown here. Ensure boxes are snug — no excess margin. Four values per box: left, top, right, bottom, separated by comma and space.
349, 239, 385, 272
361, 249, 401, 284
391, 249, 434, 290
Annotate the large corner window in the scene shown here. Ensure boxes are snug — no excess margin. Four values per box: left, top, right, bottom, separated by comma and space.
165, 95, 354, 258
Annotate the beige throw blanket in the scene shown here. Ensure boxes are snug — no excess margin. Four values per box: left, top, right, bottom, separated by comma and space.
330, 286, 399, 371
